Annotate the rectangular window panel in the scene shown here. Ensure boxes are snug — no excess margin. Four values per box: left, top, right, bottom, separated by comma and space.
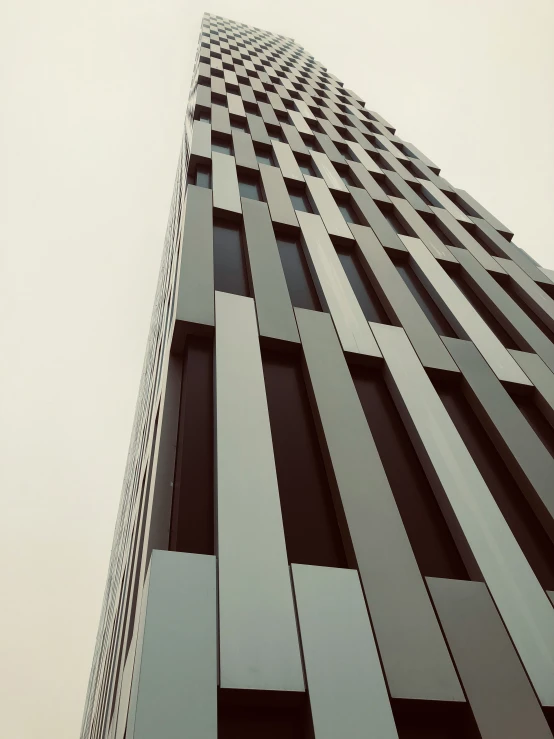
393, 700, 481, 739
213, 221, 250, 296
438, 384, 554, 589
170, 337, 215, 555
219, 692, 312, 739
212, 139, 232, 155
337, 201, 359, 225
195, 165, 212, 188
396, 262, 458, 338
339, 170, 355, 187
238, 176, 262, 201
500, 278, 554, 345
263, 351, 346, 568
336, 248, 390, 324
352, 366, 468, 580
299, 161, 314, 176
289, 189, 313, 213
276, 236, 321, 311
256, 150, 274, 166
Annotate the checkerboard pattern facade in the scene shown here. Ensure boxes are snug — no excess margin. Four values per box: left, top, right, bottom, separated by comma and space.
81, 13, 554, 739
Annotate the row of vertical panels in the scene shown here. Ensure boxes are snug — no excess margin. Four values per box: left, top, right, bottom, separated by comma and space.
86, 11, 554, 739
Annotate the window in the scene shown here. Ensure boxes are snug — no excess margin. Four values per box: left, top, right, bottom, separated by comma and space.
195, 165, 211, 188
339, 170, 355, 188
269, 130, 284, 142
422, 214, 454, 246
238, 175, 262, 201
255, 149, 274, 166
395, 262, 458, 338
337, 200, 359, 225
211, 139, 232, 155
213, 221, 250, 296
298, 161, 314, 176
289, 188, 313, 213
230, 119, 247, 132
197, 111, 211, 123
277, 236, 321, 310
379, 205, 410, 235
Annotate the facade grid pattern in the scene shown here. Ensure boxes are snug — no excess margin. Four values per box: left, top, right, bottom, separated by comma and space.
82, 12, 554, 739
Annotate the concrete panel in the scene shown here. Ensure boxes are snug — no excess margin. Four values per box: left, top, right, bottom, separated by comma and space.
281, 121, 310, 155
292, 565, 399, 739
127, 551, 217, 739
259, 162, 299, 230
314, 132, 346, 165
418, 179, 471, 221
428, 577, 553, 739
258, 101, 280, 128
212, 152, 241, 216
497, 257, 554, 332
384, 172, 431, 213
431, 207, 504, 273
215, 291, 305, 692
272, 140, 304, 184
189, 120, 212, 168
296, 308, 463, 702
311, 150, 349, 193
227, 93, 246, 121
289, 110, 312, 135
455, 187, 514, 238
349, 188, 407, 255
211, 103, 231, 136
347, 141, 381, 172
401, 236, 531, 385
392, 197, 457, 263
231, 129, 258, 173
246, 112, 271, 146
304, 175, 354, 243
510, 350, 554, 427
372, 323, 554, 707
348, 163, 389, 201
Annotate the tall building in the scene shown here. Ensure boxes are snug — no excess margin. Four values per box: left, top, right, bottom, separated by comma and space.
81, 12, 554, 739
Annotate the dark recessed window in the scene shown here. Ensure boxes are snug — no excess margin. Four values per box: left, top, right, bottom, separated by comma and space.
375, 175, 396, 196
298, 161, 314, 176
277, 236, 321, 310
230, 119, 247, 131
213, 221, 250, 296
337, 200, 359, 225
195, 165, 212, 188
337, 247, 389, 322
289, 188, 313, 213
395, 262, 458, 338
339, 170, 355, 187
422, 214, 454, 246
269, 130, 284, 142
255, 149, 274, 166
211, 139, 232, 155
238, 175, 262, 201
379, 206, 410, 235
197, 111, 211, 123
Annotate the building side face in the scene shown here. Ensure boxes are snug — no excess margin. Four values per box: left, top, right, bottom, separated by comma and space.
82, 12, 554, 739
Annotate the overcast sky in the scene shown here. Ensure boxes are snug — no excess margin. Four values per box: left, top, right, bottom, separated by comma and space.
1, 0, 553, 736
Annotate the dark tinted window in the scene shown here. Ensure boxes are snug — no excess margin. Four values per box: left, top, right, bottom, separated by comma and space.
289, 189, 313, 213
238, 176, 262, 201
277, 237, 321, 310
337, 248, 389, 323
230, 119, 247, 131
256, 150, 274, 166
339, 170, 355, 187
396, 262, 458, 338
213, 222, 250, 296
195, 166, 211, 188
299, 161, 314, 176
337, 201, 359, 224
212, 140, 232, 155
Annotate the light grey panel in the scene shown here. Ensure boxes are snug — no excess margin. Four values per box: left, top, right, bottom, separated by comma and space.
427, 578, 553, 739
239, 83, 257, 107
455, 187, 513, 238
227, 92, 246, 120
314, 132, 346, 165
384, 171, 431, 213
347, 141, 381, 172
379, 151, 418, 182
401, 141, 439, 170
351, 224, 458, 373
304, 175, 354, 243
311, 151, 349, 193
431, 207, 504, 273
194, 84, 211, 112
127, 551, 217, 739
452, 246, 554, 374
348, 163, 390, 202
372, 323, 554, 707
281, 121, 310, 155
348, 126, 378, 152
510, 350, 554, 427
246, 112, 271, 146
268, 91, 287, 113
215, 291, 305, 692
319, 118, 343, 143
189, 120, 212, 167
259, 162, 299, 230
392, 196, 457, 263
418, 179, 471, 221
400, 235, 531, 385
297, 212, 380, 358
174, 185, 214, 348
349, 187, 407, 255
294, 99, 316, 120
292, 565, 398, 739
242, 198, 300, 344
231, 129, 258, 172
212, 152, 241, 216
258, 101, 280, 128
295, 309, 462, 702
497, 257, 554, 332
541, 266, 554, 282
211, 103, 231, 136
272, 141, 304, 183
289, 110, 312, 135
376, 134, 409, 160
443, 338, 554, 537
409, 158, 453, 190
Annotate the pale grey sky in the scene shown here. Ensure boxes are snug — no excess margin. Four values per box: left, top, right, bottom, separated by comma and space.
1, 0, 553, 736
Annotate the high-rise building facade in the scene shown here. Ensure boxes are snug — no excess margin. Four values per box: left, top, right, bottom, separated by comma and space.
81, 12, 554, 739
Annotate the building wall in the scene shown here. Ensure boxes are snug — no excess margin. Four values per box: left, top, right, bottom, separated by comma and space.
82, 12, 554, 739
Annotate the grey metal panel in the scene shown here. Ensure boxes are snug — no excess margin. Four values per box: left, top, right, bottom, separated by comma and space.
431, 207, 505, 273
294, 99, 317, 120
541, 267, 554, 282
239, 83, 257, 106
231, 129, 258, 172
215, 291, 305, 692
289, 110, 312, 135
347, 126, 377, 152
401, 141, 439, 170
211, 103, 231, 136
376, 134, 409, 161
297, 213, 380, 358
292, 565, 399, 739
347, 141, 380, 171
174, 185, 214, 346
258, 101, 280, 128
452, 246, 554, 374
281, 122, 310, 155
211, 75, 226, 100
295, 308, 462, 701
443, 337, 554, 537
455, 187, 514, 238
384, 172, 431, 213
348, 163, 389, 201
241, 197, 300, 345
418, 179, 471, 221
427, 577, 553, 739
304, 175, 354, 243
259, 162, 299, 230
379, 151, 419, 183
311, 151, 348, 193
189, 120, 212, 167
409, 158, 453, 190
271, 140, 304, 183
510, 350, 554, 427
127, 551, 217, 739
400, 236, 531, 385
246, 112, 271, 146
319, 118, 343, 143
472, 218, 553, 285
348, 187, 407, 254
351, 224, 459, 373
391, 197, 457, 263
497, 257, 554, 332
212, 152, 241, 216
227, 92, 246, 120
314, 132, 346, 165
372, 323, 554, 707
194, 84, 212, 112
